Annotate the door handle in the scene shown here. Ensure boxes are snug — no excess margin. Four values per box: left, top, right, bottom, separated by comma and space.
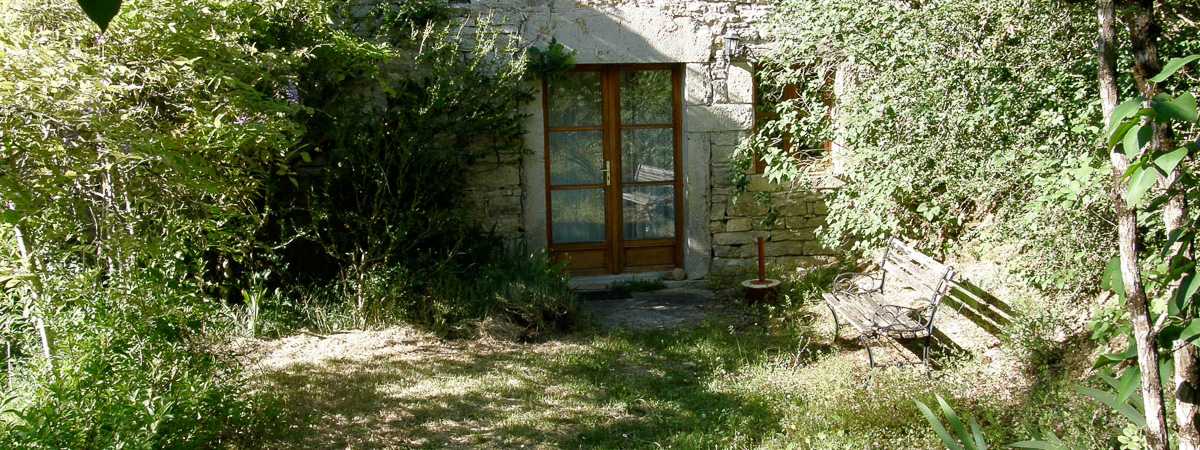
603, 160, 612, 187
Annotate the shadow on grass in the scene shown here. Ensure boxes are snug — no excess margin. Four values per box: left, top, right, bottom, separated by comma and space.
253, 321, 815, 449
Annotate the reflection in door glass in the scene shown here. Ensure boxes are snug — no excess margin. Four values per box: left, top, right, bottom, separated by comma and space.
622, 185, 675, 240
552, 189, 606, 244
621, 128, 674, 182
549, 131, 604, 185
548, 72, 603, 128
620, 70, 673, 125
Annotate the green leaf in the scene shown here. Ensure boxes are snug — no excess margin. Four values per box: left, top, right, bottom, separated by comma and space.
1152, 93, 1199, 123
1172, 273, 1200, 315
1009, 439, 1067, 450
1179, 320, 1200, 345
1077, 386, 1147, 428
1123, 123, 1146, 157
1149, 55, 1200, 83
936, 396, 973, 447
1160, 353, 1175, 386
1115, 365, 1141, 403
1094, 344, 1136, 368
968, 416, 988, 450
1101, 257, 1125, 301
915, 400, 964, 450
1125, 165, 1159, 206
1154, 147, 1189, 175
76, 0, 122, 32
1010, 430, 1068, 450
1108, 99, 1143, 133
1107, 120, 1138, 151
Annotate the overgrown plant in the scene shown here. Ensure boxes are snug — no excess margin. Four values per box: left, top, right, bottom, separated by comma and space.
915, 395, 990, 450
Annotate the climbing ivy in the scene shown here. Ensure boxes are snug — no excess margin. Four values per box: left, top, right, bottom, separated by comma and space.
746, 0, 1200, 296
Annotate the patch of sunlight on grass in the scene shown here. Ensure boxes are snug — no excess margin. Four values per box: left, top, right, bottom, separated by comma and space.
252, 318, 976, 449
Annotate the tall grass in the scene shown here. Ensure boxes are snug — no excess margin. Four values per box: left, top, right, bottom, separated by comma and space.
250, 246, 577, 339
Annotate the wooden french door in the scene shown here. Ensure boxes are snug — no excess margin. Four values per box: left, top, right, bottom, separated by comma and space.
543, 64, 684, 275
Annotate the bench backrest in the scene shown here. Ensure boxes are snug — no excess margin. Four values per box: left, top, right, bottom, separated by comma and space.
879, 238, 956, 328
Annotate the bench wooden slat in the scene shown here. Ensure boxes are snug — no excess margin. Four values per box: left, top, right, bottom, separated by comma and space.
883, 257, 946, 295
887, 238, 950, 274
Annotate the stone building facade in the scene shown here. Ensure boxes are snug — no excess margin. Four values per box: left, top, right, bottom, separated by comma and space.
458, 0, 835, 279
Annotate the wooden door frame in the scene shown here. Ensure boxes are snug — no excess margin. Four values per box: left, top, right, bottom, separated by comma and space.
542, 64, 685, 275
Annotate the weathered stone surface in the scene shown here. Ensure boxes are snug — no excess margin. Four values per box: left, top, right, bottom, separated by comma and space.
685, 64, 713, 106
724, 218, 753, 232
745, 175, 784, 193
765, 241, 806, 257
686, 104, 754, 132
713, 231, 756, 247
725, 63, 754, 104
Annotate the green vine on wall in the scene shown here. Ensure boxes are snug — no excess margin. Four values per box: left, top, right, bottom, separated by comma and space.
526, 38, 576, 79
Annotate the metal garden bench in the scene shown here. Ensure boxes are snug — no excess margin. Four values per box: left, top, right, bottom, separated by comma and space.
821, 238, 957, 368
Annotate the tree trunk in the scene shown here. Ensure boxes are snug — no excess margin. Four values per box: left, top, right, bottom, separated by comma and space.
1099, 2, 1172, 449
1125, 1, 1200, 447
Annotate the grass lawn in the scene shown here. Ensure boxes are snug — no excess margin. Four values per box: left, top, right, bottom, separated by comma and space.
246, 309, 1110, 449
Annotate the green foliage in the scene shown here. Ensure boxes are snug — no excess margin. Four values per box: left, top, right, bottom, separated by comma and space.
1001, 297, 1075, 373
527, 38, 576, 78
748, 0, 1196, 298
1095, 53, 1200, 360
0, 0, 311, 445
914, 395, 989, 450
0, 0, 563, 446
0, 275, 268, 449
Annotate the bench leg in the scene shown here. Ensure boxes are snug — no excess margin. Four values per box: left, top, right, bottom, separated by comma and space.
922, 334, 932, 371
861, 334, 876, 368
824, 302, 841, 343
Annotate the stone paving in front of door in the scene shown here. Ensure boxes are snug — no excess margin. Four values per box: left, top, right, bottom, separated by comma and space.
579, 287, 729, 330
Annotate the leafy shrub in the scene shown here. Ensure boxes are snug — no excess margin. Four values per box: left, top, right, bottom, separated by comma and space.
274, 245, 576, 339
1001, 296, 1080, 374
0, 275, 267, 450
0, 0, 549, 445
747, 0, 1197, 298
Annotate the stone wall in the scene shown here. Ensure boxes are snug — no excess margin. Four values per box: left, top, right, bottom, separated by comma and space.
463, 152, 525, 240
451, 0, 835, 276
708, 174, 837, 273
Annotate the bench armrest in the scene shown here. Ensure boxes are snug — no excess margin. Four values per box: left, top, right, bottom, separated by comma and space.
878, 301, 934, 327
832, 272, 883, 295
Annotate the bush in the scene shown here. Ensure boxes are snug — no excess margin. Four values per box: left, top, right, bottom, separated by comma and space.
275, 245, 577, 339
0, 0, 557, 446
746, 0, 1198, 298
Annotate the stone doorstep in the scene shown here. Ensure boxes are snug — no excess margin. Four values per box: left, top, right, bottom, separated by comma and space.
567, 272, 707, 291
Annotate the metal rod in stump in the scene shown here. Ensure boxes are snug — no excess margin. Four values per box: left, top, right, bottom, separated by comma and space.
756, 237, 766, 284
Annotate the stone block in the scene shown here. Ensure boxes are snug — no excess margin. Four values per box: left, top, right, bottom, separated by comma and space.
708, 202, 727, 221
725, 62, 754, 104
686, 104, 754, 132
746, 175, 783, 193
713, 231, 756, 247
685, 63, 713, 106
765, 241, 806, 257
725, 218, 753, 232
812, 201, 830, 215
728, 198, 767, 216
709, 131, 746, 148
712, 257, 755, 272
714, 244, 752, 258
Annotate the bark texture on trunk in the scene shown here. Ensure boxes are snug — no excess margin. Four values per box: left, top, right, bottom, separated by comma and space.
1100, 2, 1172, 449
1125, 1, 1200, 447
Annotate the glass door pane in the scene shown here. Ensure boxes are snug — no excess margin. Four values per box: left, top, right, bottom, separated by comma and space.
552, 189, 606, 244
618, 69, 676, 243
547, 71, 608, 247
622, 185, 675, 240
